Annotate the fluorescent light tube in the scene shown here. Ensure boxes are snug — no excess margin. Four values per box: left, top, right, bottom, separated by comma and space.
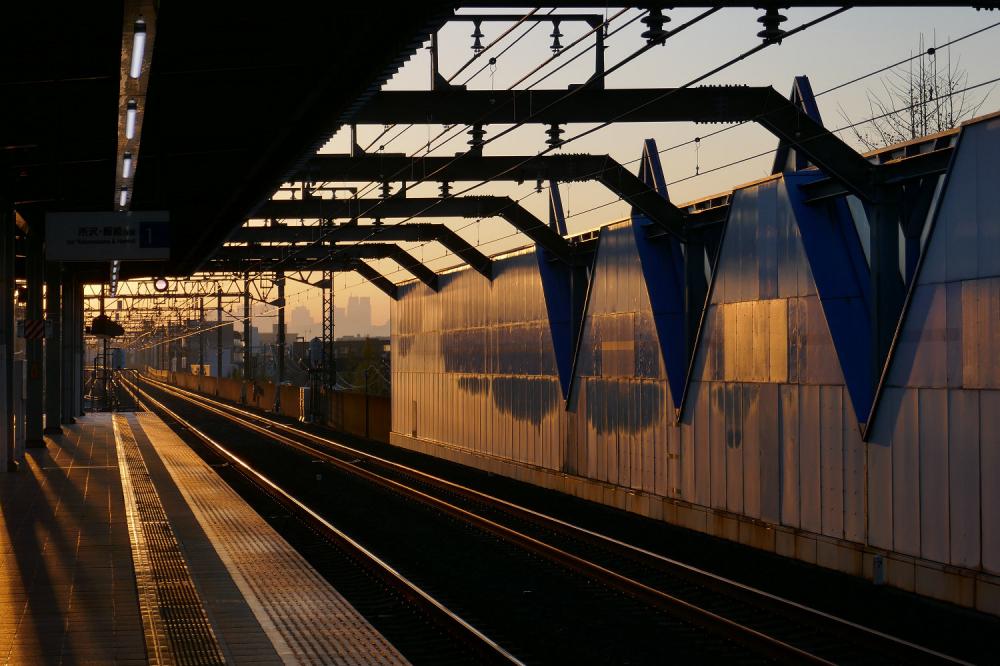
126, 100, 137, 139
122, 152, 133, 179
119, 187, 128, 207
130, 19, 147, 78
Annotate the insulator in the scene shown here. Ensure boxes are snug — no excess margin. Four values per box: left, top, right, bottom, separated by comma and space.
550, 20, 563, 53
440, 181, 451, 197
640, 8, 670, 45
467, 124, 486, 151
471, 20, 485, 54
756, 7, 787, 45
545, 124, 565, 149
380, 181, 391, 198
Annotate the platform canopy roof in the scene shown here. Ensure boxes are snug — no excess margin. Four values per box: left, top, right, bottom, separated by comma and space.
2, 2, 448, 279
1, 1, 988, 282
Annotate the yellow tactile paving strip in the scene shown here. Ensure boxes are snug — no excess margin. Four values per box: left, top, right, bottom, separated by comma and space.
113, 414, 226, 665
135, 412, 410, 665
0, 414, 148, 665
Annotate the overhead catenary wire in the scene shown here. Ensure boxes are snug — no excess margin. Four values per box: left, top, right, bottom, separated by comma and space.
131, 8, 997, 348
202, 8, 646, 305
338, 69, 1000, 291
277, 7, 725, 278
503, 18, 1000, 228
322, 7, 855, 290
130, 7, 850, 343
125, 9, 562, 349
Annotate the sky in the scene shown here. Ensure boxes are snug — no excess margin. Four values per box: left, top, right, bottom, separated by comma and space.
137, 6, 1000, 340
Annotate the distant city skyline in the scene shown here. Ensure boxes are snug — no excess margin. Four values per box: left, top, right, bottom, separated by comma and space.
279, 296, 388, 341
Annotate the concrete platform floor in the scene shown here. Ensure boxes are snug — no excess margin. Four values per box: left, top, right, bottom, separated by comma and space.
0, 413, 407, 665
0, 416, 147, 665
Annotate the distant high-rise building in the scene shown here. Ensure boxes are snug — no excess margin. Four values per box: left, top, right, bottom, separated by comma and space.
287, 305, 318, 339
333, 295, 374, 338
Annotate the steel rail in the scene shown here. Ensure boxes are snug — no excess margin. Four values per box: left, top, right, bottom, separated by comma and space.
135, 372, 970, 665
131, 374, 825, 663
137, 374, 969, 665
121, 373, 524, 666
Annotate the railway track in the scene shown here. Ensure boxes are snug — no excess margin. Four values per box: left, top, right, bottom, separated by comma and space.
127, 372, 969, 665
120, 374, 522, 666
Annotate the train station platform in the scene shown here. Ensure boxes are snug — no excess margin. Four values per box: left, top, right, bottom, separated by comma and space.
0, 412, 408, 665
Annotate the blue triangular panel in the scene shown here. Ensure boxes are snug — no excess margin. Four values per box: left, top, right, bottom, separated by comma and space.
631, 139, 687, 409
536, 180, 586, 400
785, 171, 874, 422
772, 76, 823, 174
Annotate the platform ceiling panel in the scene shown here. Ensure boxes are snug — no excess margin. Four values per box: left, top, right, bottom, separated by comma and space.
1, 3, 449, 280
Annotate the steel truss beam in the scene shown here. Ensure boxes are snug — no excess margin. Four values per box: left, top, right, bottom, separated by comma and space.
300, 262, 399, 299
800, 146, 954, 203
211, 242, 440, 290
82, 294, 244, 300
344, 86, 878, 201
294, 154, 687, 237
457, 2, 994, 5
230, 222, 493, 278
251, 196, 578, 263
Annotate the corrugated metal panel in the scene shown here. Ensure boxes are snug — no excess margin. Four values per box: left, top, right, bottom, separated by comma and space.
820, 385, 844, 539
892, 389, 920, 557
776, 182, 799, 299
976, 120, 1000, 276
981, 390, 1000, 573
743, 383, 761, 520
739, 188, 760, 303
753, 302, 769, 381
962, 280, 983, 389
631, 381, 643, 491
890, 284, 947, 388
918, 388, 950, 563
867, 388, 897, 551
726, 383, 744, 515
780, 384, 800, 528
944, 134, 979, 282
805, 296, 841, 384
723, 304, 737, 379
710, 382, 727, 510
758, 181, 779, 301
985, 277, 1000, 389
643, 381, 657, 494
799, 384, 821, 534
758, 384, 780, 524
842, 407, 865, 543
684, 384, 700, 503
769, 299, 788, 383
654, 386, 670, 498
389, 123, 996, 589
585, 379, 597, 479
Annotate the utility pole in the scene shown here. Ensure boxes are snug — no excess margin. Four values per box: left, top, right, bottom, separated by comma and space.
274, 271, 285, 413
276, 272, 285, 384
198, 296, 205, 375
216, 286, 223, 390
243, 272, 251, 381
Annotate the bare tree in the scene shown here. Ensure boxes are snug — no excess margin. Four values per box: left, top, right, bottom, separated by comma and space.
840, 34, 993, 150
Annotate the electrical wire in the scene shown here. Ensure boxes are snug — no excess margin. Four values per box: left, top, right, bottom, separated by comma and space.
130, 8, 998, 348
271, 7, 722, 278
131, 7, 847, 344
